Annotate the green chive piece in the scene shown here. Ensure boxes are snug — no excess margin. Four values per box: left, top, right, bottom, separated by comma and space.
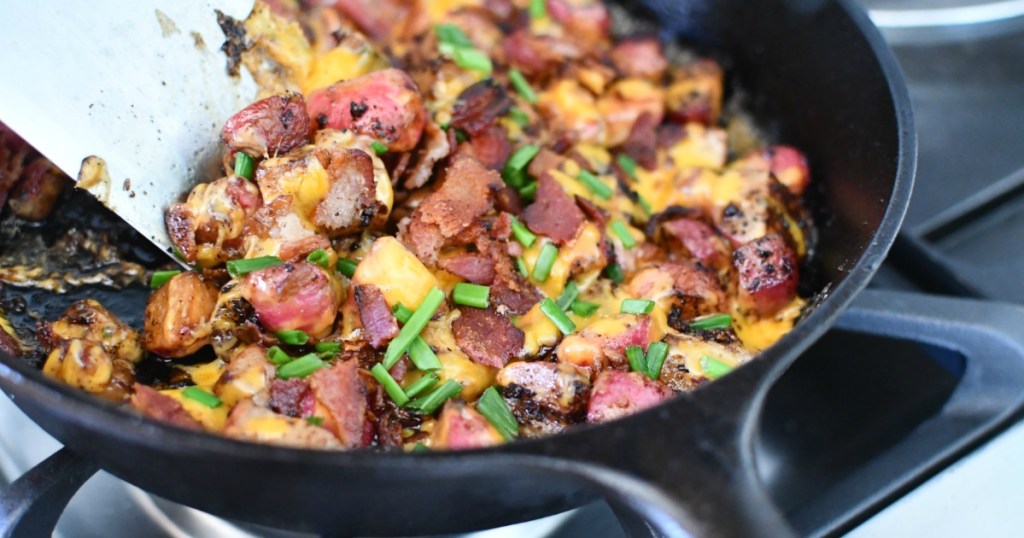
700, 355, 734, 380
556, 281, 579, 311
314, 341, 341, 354
604, 263, 625, 284
617, 154, 638, 179
234, 152, 255, 180
412, 442, 430, 452
277, 354, 325, 379
508, 69, 538, 104
508, 107, 530, 127
306, 416, 325, 426
336, 258, 358, 278
477, 386, 519, 440
577, 170, 614, 200
305, 248, 330, 268
150, 270, 181, 289
408, 336, 442, 371
371, 141, 389, 155
226, 256, 283, 278
621, 298, 655, 315
510, 215, 537, 248
453, 47, 493, 74
182, 386, 222, 408
637, 195, 653, 215
645, 342, 669, 380
267, 346, 292, 366
570, 300, 600, 317
453, 283, 490, 309
690, 314, 734, 331
540, 298, 576, 335
503, 144, 540, 184
404, 373, 441, 399
406, 379, 463, 415
532, 243, 558, 282
529, 0, 547, 19
518, 180, 538, 200
371, 363, 410, 406
276, 330, 309, 346
435, 23, 473, 48
610, 220, 637, 248
626, 345, 647, 374
515, 257, 529, 277
392, 303, 414, 324
384, 287, 445, 369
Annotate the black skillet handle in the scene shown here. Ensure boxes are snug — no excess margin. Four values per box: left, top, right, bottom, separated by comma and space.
0, 448, 97, 538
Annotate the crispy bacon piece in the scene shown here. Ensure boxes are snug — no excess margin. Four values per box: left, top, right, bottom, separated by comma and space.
440, 253, 496, 285
587, 371, 672, 423
144, 272, 220, 358
431, 400, 503, 450
610, 37, 668, 81
354, 284, 399, 349
7, 158, 64, 221
239, 261, 341, 337
452, 307, 524, 368
450, 79, 513, 136
618, 112, 658, 170
490, 279, 541, 315
306, 69, 427, 152
502, 29, 583, 78
401, 120, 451, 189
269, 378, 316, 417
496, 362, 590, 437
330, 0, 413, 41
459, 125, 511, 171
732, 233, 799, 316
521, 173, 584, 245
221, 93, 311, 158
527, 149, 563, 179
661, 217, 731, 270
309, 359, 370, 448
131, 384, 203, 430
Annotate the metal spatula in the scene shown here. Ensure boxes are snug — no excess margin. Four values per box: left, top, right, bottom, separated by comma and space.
0, 1, 257, 264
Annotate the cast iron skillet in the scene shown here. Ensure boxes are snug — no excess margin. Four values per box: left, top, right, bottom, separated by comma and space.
0, 0, 916, 536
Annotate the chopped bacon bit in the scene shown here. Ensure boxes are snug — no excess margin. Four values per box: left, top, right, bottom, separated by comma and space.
521, 173, 584, 245
453, 307, 524, 368
489, 278, 541, 315
618, 112, 658, 170
131, 384, 203, 431
221, 93, 311, 158
459, 125, 511, 171
440, 253, 497, 285
610, 37, 668, 81
527, 149, 564, 179
309, 359, 370, 448
502, 30, 583, 79
354, 284, 399, 349
494, 187, 524, 215
661, 218, 730, 270
450, 79, 514, 136
269, 378, 315, 418
733, 234, 799, 316
401, 120, 452, 189
574, 194, 608, 225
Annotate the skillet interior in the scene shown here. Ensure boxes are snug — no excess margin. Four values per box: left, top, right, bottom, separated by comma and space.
0, 0, 914, 535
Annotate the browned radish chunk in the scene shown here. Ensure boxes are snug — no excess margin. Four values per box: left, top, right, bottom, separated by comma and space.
239, 261, 341, 338
225, 400, 342, 449
659, 333, 753, 392
547, 0, 610, 43
430, 400, 504, 450
7, 157, 64, 221
354, 284, 399, 349
661, 218, 731, 270
610, 37, 668, 81
309, 359, 369, 449
309, 147, 378, 234
450, 80, 513, 136
599, 79, 665, 148
521, 173, 585, 245
269, 378, 315, 417
452, 307, 524, 368
43, 338, 135, 402
732, 233, 799, 316
440, 252, 496, 285
306, 69, 427, 152
238, 196, 332, 262
167, 176, 263, 265
626, 262, 727, 321
330, 0, 408, 41
130, 384, 204, 430
40, 299, 144, 364
214, 344, 275, 406
496, 361, 590, 437
557, 315, 656, 375
768, 145, 811, 195
502, 30, 584, 78
666, 60, 724, 125
221, 93, 311, 158
144, 272, 220, 358
587, 371, 672, 423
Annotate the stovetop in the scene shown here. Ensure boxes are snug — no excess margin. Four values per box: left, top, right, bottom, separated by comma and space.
3, 3, 1024, 537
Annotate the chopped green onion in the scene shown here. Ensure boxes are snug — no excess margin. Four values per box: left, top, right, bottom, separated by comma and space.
690, 314, 734, 331
405, 379, 463, 415
314, 341, 341, 354
407, 336, 442, 371
234, 152, 255, 180
700, 355, 734, 380
267, 346, 292, 366
556, 281, 579, 311
392, 303, 414, 324
621, 298, 655, 315
610, 220, 637, 248
604, 263, 624, 284
371, 363, 410, 406
149, 270, 181, 289
637, 195, 653, 215
570, 300, 600, 317
477, 386, 518, 441
435, 23, 474, 48
518, 180, 537, 200
577, 170, 614, 200
337, 258, 358, 278
276, 330, 309, 346
504, 169, 528, 189
226, 256, 283, 278
454, 128, 469, 143
532, 243, 558, 282
182, 386, 222, 408
453, 283, 490, 309
617, 154, 638, 179
508, 107, 530, 127
277, 354, 325, 379
626, 345, 647, 375
540, 298, 576, 335
515, 257, 529, 277
371, 141, 388, 155
503, 144, 540, 184
510, 215, 537, 248
508, 69, 538, 104
404, 373, 441, 399
306, 416, 325, 426
383, 287, 445, 369
306, 248, 330, 268
412, 442, 430, 452
453, 47, 493, 74
529, 0, 547, 20
645, 342, 669, 380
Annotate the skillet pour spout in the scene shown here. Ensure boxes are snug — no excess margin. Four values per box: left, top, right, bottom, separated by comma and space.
0, 0, 916, 536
